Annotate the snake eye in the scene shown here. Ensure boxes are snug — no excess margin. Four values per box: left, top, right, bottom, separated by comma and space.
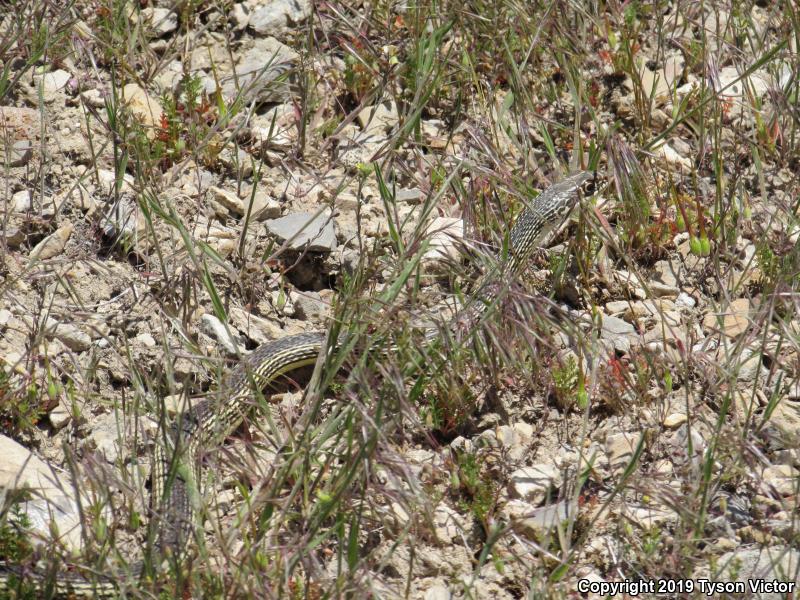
580, 172, 599, 196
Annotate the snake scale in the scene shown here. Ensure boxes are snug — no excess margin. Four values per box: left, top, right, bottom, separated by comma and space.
0, 171, 597, 597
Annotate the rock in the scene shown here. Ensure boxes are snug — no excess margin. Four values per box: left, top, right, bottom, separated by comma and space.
141, 7, 178, 36
704, 298, 751, 339
293, 291, 328, 321
711, 546, 799, 600
4, 140, 32, 167
34, 69, 72, 102
224, 37, 298, 104
622, 502, 676, 530
49, 402, 71, 430
337, 128, 383, 169
51, 323, 92, 352
505, 499, 575, 540
715, 66, 773, 101
101, 194, 146, 242
200, 313, 246, 354
12, 189, 33, 212
675, 292, 696, 309
0, 107, 41, 167
209, 185, 280, 220
605, 432, 640, 474
734, 347, 764, 382
396, 188, 423, 204
422, 217, 463, 270
121, 83, 163, 138
357, 100, 399, 136
655, 142, 692, 172
250, 103, 298, 150
424, 583, 451, 600
0, 435, 84, 551
508, 464, 562, 505
663, 413, 687, 429
228, 306, 285, 344
217, 145, 254, 177
494, 424, 527, 462
637, 54, 683, 106
605, 300, 630, 315
250, 0, 312, 35
29, 222, 73, 260
231, 2, 251, 29
265, 210, 337, 252
0, 309, 12, 330
600, 314, 637, 354
2, 227, 25, 247
759, 464, 799, 498
432, 503, 464, 543
135, 332, 157, 348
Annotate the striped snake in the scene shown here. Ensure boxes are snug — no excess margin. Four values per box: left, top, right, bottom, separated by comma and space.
0, 170, 597, 597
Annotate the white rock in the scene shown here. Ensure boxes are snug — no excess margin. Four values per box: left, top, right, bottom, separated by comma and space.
675, 292, 696, 309
250, 0, 312, 35
422, 217, 463, 268
509, 464, 562, 504
200, 313, 246, 354
35, 69, 72, 101
29, 222, 73, 260
265, 210, 337, 252
141, 7, 178, 36
0, 435, 85, 551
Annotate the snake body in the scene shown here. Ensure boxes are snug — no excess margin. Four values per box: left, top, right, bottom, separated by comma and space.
0, 170, 596, 597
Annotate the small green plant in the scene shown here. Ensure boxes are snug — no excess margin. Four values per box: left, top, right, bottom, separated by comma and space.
453, 452, 497, 526
0, 502, 33, 563
0, 365, 44, 443
552, 354, 579, 408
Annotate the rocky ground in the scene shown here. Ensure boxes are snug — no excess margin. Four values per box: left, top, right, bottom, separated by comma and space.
0, 1, 799, 598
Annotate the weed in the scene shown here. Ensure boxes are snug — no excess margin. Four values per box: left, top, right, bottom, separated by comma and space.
453, 451, 497, 527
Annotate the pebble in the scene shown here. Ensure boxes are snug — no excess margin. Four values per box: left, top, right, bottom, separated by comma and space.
265, 210, 337, 252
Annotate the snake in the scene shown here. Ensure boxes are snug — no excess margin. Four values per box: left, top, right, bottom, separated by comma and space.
0, 170, 597, 597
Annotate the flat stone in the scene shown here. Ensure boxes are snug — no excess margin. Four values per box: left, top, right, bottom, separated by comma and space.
141, 7, 178, 36
357, 100, 399, 136
505, 499, 575, 540
432, 503, 464, 543
250, 0, 312, 35
224, 37, 298, 104
49, 402, 71, 430
675, 292, 696, 309
51, 323, 92, 352
12, 190, 33, 212
293, 291, 328, 321
5, 140, 32, 166
509, 464, 562, 505
0, 435, 84, 551
622, 503, 676, 530
422, 217, 463, 268
712, 546, 799, 600
424, 583, 451, 600
121, 83, 163, 139
663, 413, 687, 429
605, 432, 640, 473
200, 313, 246, 354
29, 222, 73, 261
704, 298, 751, 339
605, 300, 630, 315
35, 69, 72, 101
265, 210, 337, 251
600, 314, 637, 354
760, 464, 799, 497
